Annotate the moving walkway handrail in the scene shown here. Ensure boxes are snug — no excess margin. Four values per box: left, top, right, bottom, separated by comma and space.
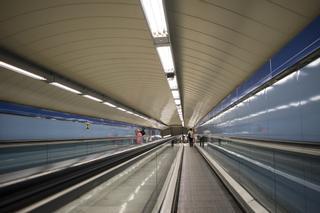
0, 136, 137, 148
208, 135, 320, 156
0, 136, 176, 212
152, 143, 184, 213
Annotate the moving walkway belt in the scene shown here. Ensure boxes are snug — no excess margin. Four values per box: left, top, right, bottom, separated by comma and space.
172, 145, 243, 213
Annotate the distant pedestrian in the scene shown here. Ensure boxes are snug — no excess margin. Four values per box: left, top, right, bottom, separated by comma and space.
187, 128, 194, 147
200, 135, 206, 147
193, 129, 196, 146
141, 128, 146, 143
135, 129, 143, 144
141, 128, 145, 136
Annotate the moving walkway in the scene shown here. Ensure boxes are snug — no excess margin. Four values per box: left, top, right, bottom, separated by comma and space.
0, 137, 172, 212
0, 136, 272, 213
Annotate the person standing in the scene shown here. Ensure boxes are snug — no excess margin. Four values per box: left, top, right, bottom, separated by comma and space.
200, 135, 205, 147
140, 128, 146, 143
193, 128, 197, 145
135, 129, 143, 144
187, 128, 193, 147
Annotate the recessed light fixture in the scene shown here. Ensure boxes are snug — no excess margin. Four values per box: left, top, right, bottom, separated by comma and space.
156, 46, 174, 73
50, 82, 81, 94
140, 0, 168, 38
167, 77, 178, 90
140, 0, 183, 127
0, 61, 46, 80
172, 90, 180, 99
117, 107, 126, 112
83, 95, 102, 102
103, 101, 116, 108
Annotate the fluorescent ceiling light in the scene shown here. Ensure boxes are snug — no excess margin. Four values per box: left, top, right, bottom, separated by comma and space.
175, 99, 181, 105
83, 95, 102, 102
140, 0, 168, 38
167, 77, 178, 90
156, 46, 174, 73
50, 82, 81, 94
0, 61, 46, 80
172, 90, 180, 99
117, 107, 126, 112
103, 102, 116, 108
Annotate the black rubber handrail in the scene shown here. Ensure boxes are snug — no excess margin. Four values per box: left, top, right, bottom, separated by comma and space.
171, 146, 184, 213
0, 136, 136, 148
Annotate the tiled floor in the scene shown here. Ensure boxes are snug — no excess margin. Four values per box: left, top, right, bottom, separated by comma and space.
178, 145, 243, 213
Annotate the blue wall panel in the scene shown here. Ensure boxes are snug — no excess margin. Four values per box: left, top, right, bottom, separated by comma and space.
271, 16, 320, 75
298, 63, 320, 141
198, 16, 320, 127
0, 101, 139, 127
198, 58, 320, 142
0, 114, 137, 141
0, 101, 161, 141
266, 72, 302, 140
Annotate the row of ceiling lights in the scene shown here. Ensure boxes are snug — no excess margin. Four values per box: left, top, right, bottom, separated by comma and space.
0, 60, 166, 129
140, 0, 184, 127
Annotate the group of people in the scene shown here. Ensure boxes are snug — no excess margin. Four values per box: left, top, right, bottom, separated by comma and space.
187, 128, 206, 147
135, 127, 205, 147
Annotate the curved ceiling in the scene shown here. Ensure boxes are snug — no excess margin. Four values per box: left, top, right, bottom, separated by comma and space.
0, 67, 156, 126
167, 0, 320, 127
0, 0, 319, 128
0, 0, 180, 128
